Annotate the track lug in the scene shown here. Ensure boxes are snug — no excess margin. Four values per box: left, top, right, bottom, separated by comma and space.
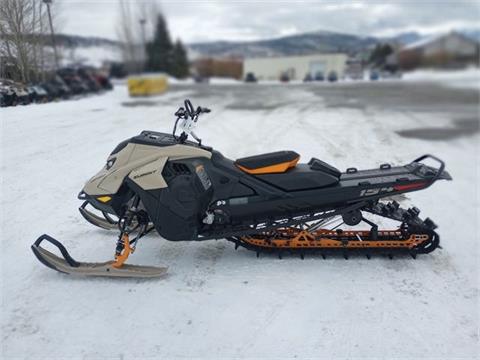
235, 243, 239, 250
388, 254, 393, 260
256, 252, 260, 258
278, 252, 283, 259
321, 253, 326, 259
410, 253, 417, 259
424, 217, 437, 230
366, 254, 371, 260
343, 252, 349, 260
410, 207, 420, 216
300, 253, 305, 260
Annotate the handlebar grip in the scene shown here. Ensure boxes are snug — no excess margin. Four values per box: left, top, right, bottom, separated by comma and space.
175, 107, 186, 118
184, 99, 194, 116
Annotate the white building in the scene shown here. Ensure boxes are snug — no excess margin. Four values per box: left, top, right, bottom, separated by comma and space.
243, 53, 348, 81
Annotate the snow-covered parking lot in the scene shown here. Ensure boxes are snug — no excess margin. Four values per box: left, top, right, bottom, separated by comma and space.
1, 79, 479, 359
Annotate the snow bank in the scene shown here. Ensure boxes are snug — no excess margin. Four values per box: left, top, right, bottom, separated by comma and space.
208, 77, 242, 85
403, 67, 480, 89
166, 76, 195, 85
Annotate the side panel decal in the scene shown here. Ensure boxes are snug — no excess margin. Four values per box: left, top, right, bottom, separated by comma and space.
129, 157, 168, 190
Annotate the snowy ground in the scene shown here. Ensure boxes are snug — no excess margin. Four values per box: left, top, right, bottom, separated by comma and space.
1, 81, 479, 359
402, 67, 480, 90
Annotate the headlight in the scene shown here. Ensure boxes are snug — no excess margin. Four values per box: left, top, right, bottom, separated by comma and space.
106, 157, 116, 170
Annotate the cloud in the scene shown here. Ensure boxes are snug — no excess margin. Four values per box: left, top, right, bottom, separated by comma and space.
59, 0, 480, 42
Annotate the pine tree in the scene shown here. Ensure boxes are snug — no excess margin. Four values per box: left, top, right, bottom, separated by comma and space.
171, 39, 190, 78
369, 44, 394, 67
146, 14, 173, 73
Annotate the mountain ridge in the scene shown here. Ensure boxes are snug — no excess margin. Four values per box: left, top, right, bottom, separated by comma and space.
35, 28, 479, 63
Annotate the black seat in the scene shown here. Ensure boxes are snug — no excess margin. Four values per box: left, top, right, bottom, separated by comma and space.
256, 158, 341, 191
235, 151, 300, 174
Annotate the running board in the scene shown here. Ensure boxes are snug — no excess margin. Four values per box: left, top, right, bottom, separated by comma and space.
31, 234, 168, 278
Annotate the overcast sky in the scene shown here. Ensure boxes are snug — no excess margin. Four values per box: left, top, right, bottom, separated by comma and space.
58, 0, 480, 43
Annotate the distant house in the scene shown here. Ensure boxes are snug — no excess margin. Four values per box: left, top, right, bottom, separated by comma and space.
243, 53, 348, 81
397, 32, 480, 70
192, 58, 243, 79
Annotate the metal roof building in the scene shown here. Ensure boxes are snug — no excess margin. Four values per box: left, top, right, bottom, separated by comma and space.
398, 32, 479, 69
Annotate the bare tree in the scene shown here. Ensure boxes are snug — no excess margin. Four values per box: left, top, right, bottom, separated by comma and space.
0, 0, 58, 82
117, 0, 138, 73
116, 0, 159, 73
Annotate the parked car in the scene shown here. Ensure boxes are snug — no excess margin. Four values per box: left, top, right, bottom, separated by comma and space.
26, 86, 41, 103
327, 71, 338, 82
0, 80, 16, 107
11, 84, 30, 105
31, 85, 50, 103
57, 68, 89, 94
72, 77, 90, 94
40, 82, 62, 101
83, 67, 112, 90
93, 71, 113, 90
303, 73, 313, 82
370, 71, 380, 81
0, 86, 17, 107
314, 71, 325, 81
77, 68, 102, 92
0, 66, 111, 107
26, 86, 36, 103
0, 92, 8, 107
193, 75, 209, 83
51, 76, 72, 99
244, 72, 257, 83
380, 70, 402, 79
280, 72, 290, 82
0, 80, 30, 105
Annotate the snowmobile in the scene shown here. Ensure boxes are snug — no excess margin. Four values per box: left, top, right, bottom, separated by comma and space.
32, 99, 452, 278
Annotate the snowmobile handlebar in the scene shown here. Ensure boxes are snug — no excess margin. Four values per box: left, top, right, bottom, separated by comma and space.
175, 99, 211, 120
173, 99, 211, 144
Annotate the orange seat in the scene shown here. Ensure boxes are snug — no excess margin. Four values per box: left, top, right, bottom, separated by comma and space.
235, 151, 300, 175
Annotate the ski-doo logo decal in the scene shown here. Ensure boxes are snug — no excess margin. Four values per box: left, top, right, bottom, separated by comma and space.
360, 187, 394, 197
195, 165, 212, 190
133, 169, 157, 179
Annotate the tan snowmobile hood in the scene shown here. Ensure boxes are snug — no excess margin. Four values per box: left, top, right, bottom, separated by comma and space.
83, 142, 212, 196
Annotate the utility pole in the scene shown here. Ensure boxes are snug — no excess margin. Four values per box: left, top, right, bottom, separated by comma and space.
43, 0, 59, 70
139, 18, 147, 72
